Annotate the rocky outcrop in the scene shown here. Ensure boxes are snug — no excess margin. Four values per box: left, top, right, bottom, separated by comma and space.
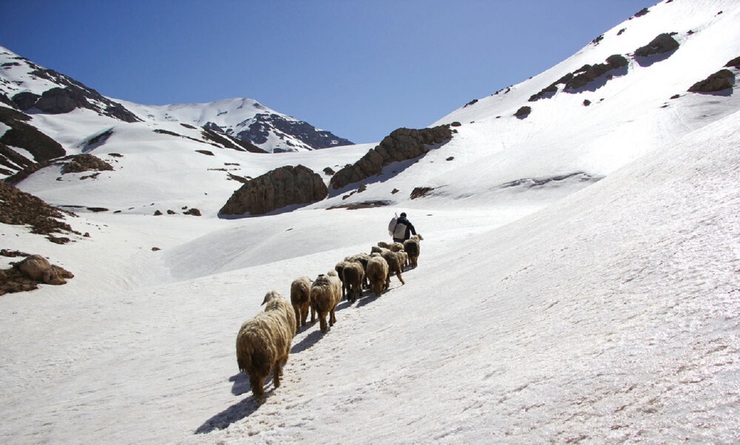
0, 181, 78, 243
0, 253, 74, 294
688, 69, 735, 94
0, 107, 65, 177
329, 125, 453, 190
11, 67, 140, 123
563, 55, 629, 91
219, 165, 327, 216
234, 113, 353, 152
61, 154, 114, 174
634, 33, 680, 66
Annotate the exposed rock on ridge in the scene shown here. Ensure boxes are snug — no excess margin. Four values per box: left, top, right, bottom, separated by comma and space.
329, 125, 453, 190
219, 165, 328, 216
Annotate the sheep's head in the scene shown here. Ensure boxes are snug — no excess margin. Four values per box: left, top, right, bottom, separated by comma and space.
261, 290, 282, 306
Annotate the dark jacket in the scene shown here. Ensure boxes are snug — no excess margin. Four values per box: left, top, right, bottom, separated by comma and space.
393, 215, 416, 242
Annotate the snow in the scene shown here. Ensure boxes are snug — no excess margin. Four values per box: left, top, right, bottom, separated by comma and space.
1, 1, 739, 444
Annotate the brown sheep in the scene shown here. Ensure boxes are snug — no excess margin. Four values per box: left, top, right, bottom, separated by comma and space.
403, 234, 423, 268
367, 254, 390, 296
290, 276, 314, 332
381, 249, 405, 286
236, 290, 297, 404
310, 271, 342, 333
345, 252, 371, 288
342, 261, 365, 303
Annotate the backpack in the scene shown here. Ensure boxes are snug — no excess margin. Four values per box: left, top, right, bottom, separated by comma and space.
388, 214, 398, 237
393, 221, 408, 240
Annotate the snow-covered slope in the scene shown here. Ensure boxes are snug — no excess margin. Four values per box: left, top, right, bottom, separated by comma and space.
0, 0, 738, 443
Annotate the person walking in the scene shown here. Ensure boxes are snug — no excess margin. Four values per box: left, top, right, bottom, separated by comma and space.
392, 212, 416, 243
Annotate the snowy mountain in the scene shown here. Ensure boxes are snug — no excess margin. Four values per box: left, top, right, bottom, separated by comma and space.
0, 1, 738, 444
119, 97, 353, 153
0, 47, 352, 179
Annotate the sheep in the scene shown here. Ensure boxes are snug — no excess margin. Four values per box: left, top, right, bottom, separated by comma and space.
290, 276, 314, 332
396, 250, 409, 270
345, 253, 371, 288
403, 234, 423, 269
310, 271, 343, 333
342, 260, 365, 303
334, 261, 349, 299
377, 241, 392, 249
389, 242, 405, 252
367, 254, 389, 296
381, 249, 406, 286
235, 290, 297, 404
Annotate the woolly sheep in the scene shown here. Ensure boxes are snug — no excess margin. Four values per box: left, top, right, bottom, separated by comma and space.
345, 253, 371, 288
389, 242, 405, 252
367, 254, 389, 296
235, 290, 297, 404
334, 261, 349, 299
310, 271, 342, 333
342, 261, 365, 303
290, 276, 314, 332
381, 249, 406, 286
403, 234, 423, 269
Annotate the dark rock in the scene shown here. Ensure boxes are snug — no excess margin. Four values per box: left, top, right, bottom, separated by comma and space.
61, 154, 114, 174
688, 69, 735, 94
564, 55, 628, 91
235, 113, 352, 150
219, 165, 328, 216
634, 33, 679, 59
725, 56, 740, 69
514, 106, 532, 119
329, 125, 452, 191
0, 107, 65, 172
0, 182, 78, 240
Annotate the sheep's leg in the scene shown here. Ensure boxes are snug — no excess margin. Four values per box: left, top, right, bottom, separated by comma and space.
329, 307, 336, 326
319, 311, 328, 332
250, 374, 265, 404
396, 271, 405, 285
273, 363, 282, 388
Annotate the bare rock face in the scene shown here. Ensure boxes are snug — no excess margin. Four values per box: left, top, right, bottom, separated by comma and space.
329, 125, 452, 190
219, 165, 327, 216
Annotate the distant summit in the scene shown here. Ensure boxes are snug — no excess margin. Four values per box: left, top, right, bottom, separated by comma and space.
121, 97, 353, 153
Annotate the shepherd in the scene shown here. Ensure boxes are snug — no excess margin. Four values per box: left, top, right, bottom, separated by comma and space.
391, 212, 417, 243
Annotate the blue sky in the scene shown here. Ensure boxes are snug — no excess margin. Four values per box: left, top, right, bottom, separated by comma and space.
1, 0, 655, 144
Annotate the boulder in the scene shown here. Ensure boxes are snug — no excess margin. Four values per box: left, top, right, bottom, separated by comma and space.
219, 165, 327, 216
15, 254, 73, 285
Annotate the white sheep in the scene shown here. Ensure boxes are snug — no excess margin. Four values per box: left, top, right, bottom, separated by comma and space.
403, 234, 423, 269
310, 271, 342, 333
367, 254, 389, 296
290, 276, 314, 332
235, 290, 297, 404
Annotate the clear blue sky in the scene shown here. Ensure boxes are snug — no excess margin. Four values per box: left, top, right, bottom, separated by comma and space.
1, 0, 655, 144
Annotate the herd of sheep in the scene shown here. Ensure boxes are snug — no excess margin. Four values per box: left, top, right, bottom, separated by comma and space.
235, 234, 424, 403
